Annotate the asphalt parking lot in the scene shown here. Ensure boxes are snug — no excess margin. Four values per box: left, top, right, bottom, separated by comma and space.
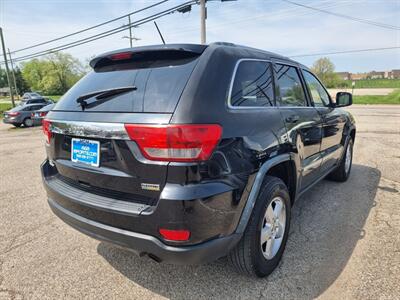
0, 105, 399, 300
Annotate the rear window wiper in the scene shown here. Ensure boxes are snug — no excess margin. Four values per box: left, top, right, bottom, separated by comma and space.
76, 86, 137, 110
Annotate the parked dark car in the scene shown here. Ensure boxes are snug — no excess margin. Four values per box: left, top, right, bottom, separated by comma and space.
3, 103, 47, 127
32, 103, 55, 126
19, 97, 52, 106
41, 43, 355, 277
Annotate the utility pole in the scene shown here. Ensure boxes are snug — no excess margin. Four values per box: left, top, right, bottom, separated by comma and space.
128, 15, 133, 48
8, 48, 19, 99
200, 0, 206, 44
122, 15, 140, 47
0, 27, 15, 107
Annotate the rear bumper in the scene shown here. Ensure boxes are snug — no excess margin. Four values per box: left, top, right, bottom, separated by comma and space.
32, 117, 43, 126
41, 159, 245, 264
48, 197, 241, 264
3, 118, 20, 124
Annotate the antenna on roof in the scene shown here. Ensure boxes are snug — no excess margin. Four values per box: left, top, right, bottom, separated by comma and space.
154, 21, 166, 45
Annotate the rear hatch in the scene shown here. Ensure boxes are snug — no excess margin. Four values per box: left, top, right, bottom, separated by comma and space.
46, 45, 206, 206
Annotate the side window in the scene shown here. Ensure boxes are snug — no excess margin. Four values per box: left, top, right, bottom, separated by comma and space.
230, 60, 274, 107
23, 106, 33, 111
274, 64, 306, 107
302, 70, 330, 107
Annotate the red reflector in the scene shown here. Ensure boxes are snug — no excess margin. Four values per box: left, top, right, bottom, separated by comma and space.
159, 229, 190, 241
42, 119, 52, 144
124, 124, 222, 162
109, 52, 132, 61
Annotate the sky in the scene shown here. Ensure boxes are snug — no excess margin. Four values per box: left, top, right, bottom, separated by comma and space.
0, 0, 399, 72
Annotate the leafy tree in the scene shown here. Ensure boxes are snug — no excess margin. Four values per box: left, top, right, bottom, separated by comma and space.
0, 67, 8, 88
311, 57, 342, 88
21, 52, 84, 95
14, 67, 30, 95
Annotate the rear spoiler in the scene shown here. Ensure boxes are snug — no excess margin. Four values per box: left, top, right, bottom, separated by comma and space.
90, 44, 208, 70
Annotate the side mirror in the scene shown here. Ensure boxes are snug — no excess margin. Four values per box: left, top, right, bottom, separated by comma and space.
335, 92, 352, 107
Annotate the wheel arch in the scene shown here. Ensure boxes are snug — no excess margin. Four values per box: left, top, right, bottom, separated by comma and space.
235, 153, 295, 234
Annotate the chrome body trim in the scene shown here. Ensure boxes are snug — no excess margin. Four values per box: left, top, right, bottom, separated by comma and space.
49, 120, 130, 140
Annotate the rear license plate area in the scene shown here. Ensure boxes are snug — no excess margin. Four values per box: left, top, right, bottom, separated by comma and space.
71, 138, 100, 167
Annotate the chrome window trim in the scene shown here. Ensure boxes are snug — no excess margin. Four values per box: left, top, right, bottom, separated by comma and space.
227, 58, 276, 110
49, 120, 130, 140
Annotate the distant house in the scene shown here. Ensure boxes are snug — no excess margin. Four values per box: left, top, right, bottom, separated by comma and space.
350, 73, 368, 80
368, 71, 385, 79
331, 70, 399, 81
0, 87, 10, 97
336, 72, 351, 80
388, 69, 400, 79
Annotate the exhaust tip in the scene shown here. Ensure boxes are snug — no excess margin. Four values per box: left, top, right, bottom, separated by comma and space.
147, 253, 162, 263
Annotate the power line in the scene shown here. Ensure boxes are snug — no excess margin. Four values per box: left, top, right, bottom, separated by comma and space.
1, 1, 196, 64
282, 0, 400, 31
289, 46, 400, 58
10, 0, 170, 55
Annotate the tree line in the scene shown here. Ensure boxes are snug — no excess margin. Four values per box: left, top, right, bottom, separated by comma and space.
0, 52, 86, 96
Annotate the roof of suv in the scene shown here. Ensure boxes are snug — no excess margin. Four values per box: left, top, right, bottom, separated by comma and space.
89, 42, 306, 70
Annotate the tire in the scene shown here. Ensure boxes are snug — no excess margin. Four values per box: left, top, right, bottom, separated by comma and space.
13, 124, 22, 128
23, 118, 33, 127
328, 138, 353, 182
228, 176, 291, 277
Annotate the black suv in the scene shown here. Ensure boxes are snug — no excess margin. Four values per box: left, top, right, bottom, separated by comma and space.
41, 43, 355, 277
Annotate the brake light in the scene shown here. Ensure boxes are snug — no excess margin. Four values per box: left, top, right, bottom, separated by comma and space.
40, 112, 47, 117
159, 229, 190, 241
124, 124, 222, 162
8, 112, 20, 117
109, 52, 132, 61
42, 119, 52, 144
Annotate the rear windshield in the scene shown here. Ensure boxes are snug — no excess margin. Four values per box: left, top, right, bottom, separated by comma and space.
54, 57, 198, 113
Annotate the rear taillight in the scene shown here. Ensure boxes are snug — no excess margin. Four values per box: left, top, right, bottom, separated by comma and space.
124, 124, 222, 162
8, 112, 20, 117
42, 119, 52, 144
40, 112, 47, 117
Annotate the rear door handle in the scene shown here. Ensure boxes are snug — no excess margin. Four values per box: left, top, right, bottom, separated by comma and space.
285, 115, 300, 123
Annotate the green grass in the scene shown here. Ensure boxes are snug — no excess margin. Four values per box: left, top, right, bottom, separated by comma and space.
353, 89, 400, 104
45, 95, 63, 101
0, 103, 12, 113
340, 79, 400, 89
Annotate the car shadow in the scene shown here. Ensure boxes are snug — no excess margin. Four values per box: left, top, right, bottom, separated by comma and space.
97, 164, 380, 299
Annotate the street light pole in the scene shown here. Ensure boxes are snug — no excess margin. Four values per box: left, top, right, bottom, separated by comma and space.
200, 0, 206, 44
0, 27, 15, 107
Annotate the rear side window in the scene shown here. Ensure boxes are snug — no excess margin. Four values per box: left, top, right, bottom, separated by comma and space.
54, 55, 199, 113
229, 60, 274, 107
275, 64, 306, 107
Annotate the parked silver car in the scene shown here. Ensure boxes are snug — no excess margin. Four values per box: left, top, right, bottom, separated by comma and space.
3, 103, 47, 127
